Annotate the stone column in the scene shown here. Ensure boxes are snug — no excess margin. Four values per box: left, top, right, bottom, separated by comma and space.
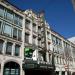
65, 71, 67, 75
2, 40, 7, 54
1, 61, 4, 75
59, 71, 62, 75
12, 43, 15, 56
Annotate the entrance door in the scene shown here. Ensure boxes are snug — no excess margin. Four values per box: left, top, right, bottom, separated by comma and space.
3, 61, 20, 75
25, 69, 52, 75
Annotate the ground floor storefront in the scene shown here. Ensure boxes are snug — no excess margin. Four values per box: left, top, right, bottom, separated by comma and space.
25, 69, 55, 75
23, 60, 55, 75
55, 71, 72, 75
0, 55, 23, 75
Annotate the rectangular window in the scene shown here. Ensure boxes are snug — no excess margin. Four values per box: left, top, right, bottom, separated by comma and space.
52, 35, 56, 45
13, 28, 17, 39
25, 19, 30, 29
56, 71, 59, 75
15, 45, 20, 56
5, 10, 13, 22
38, 26, 41, 34
57, 56, 59, 64
18, 30, 22, 41
6, 42, 12, 55
25, 33, 29, 43
38, 40, 41, 47
0, 21, 2, 34
56, 38, 62, 46
32, 36, 36, 45
48, 43, 50, 50
33, 23, 36, 32
3, 23, 12, 37
19, 17, 22, 27
14, 14, 19, 25
0, 40, 4, 54
0, 5, 4, 18
47, 31, 50, 39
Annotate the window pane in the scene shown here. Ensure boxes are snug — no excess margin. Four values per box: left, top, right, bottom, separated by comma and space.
14, 14, 19, 25
32, 36, 36, 45
13, 28, 17, 39
15, 45, 20, 56
4, 23, 12, 37
18, 30, 22, 41
0, 40, 3, 54
19, 17, 22, 27
6, 10, 13, 22
0, 5, 4, 18
25, 33, 29, 43
0, 21, 2, 34
33, 23, 36, 32
4, 68, 10, 75
25, 19, 30, 29
6, 42, 12, 55
10, 69, 15, 75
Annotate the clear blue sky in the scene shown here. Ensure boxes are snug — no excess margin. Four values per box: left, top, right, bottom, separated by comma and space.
7, 0, 75, 38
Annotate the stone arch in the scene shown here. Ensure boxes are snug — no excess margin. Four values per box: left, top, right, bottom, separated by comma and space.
3, 59, 20, 66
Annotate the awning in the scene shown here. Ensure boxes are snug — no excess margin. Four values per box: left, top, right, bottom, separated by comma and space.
22, 60, 55, 70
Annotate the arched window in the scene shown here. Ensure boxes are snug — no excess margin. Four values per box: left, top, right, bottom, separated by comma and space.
3, 61, 20, 75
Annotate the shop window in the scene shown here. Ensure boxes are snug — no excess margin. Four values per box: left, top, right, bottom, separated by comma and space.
62, 71, 65, 75
56, 71, 59, 75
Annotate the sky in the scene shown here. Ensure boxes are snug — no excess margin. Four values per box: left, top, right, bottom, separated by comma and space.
7, 0, 75, 38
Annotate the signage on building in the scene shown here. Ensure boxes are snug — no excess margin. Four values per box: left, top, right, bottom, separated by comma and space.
24, 48, 34, 58
23, 59, 54, 70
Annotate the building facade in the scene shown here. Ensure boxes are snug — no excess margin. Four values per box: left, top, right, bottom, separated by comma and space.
0, 0, 75, 75
0, 0, 25, 75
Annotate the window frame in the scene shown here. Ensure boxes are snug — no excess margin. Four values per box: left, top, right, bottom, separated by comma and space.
6, 42, 12, 55
0, 20, 3, 34
15, 44, 20, 56
3, 22, 12, 37
25, 19, 30, 29
25, 33, 29, 43
5, 9, 14, 23
0, 5, 4, 18
0, 39, 4, 54
18, 29, 22, 41
13, 27, 18, 40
